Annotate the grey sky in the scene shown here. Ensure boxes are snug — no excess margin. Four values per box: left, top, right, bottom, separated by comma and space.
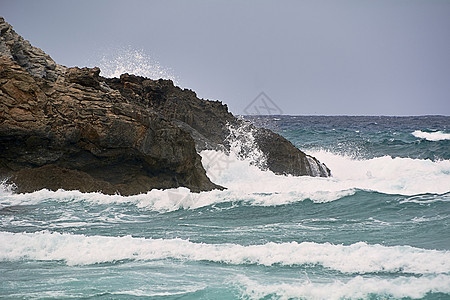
2, 0, 450, 115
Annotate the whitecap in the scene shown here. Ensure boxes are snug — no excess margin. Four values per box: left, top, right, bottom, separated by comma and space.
412, 130, 450, 141
309, 150, 450, 196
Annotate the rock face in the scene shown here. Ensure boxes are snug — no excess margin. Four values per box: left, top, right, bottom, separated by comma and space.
0, 17, 329, 195
0, 56, 220, 194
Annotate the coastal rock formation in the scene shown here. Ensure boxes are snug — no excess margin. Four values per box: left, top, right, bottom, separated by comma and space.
0, 17, 329, 195
0, 55, 220, 194
0, 18, 219, 194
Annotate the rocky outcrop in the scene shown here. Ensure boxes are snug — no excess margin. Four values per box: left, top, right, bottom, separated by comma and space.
0, 55, 221, 194
253, 128, 330, 177
105, 74, 234, 149
0, 17, 329, 195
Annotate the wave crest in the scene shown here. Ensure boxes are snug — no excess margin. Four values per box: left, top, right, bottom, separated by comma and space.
1, 231, 449, 274
237, 274, 450, 300
412, 130, 450, 141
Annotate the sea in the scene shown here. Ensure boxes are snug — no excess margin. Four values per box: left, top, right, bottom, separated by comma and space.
1, 115, 449, 300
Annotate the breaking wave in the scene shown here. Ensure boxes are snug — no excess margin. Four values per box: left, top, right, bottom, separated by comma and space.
412, 130, 450, 141
236, 274, 450, 300
1, 149, 449, 212
2, 231, 449, 274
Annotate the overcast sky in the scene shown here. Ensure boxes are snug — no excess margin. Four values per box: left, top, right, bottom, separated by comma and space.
2, 0, 450, 115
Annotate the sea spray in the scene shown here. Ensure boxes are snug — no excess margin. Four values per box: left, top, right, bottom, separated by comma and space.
97, 46, 180, 85
225, 121, 268, 171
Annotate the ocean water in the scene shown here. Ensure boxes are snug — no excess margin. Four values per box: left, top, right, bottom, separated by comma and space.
1, 115, 449, 300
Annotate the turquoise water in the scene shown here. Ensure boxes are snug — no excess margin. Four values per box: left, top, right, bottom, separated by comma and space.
1, 116, 449, 299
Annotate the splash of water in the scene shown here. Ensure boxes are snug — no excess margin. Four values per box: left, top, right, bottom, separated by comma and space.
225, 122, 268, 171
96, 47, 180, 85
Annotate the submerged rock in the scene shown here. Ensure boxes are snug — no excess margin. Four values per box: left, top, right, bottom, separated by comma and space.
0, 17, 329, 195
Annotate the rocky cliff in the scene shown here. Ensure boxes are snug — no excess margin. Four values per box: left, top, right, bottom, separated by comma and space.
0, 17, 329, 195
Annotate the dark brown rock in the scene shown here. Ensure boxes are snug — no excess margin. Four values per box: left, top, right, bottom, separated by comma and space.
66, 67, 101, 89
0, 54, 220, 195
105, 75, 234, 147
253, 128, 330, 177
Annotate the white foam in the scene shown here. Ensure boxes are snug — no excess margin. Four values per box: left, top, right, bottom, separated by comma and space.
237, 274, 450, 300
111, 287, 204, 297
201, 150, 357, 204
1, 231, 449, 274
201, 148, 450, 204
412, 130, 450, 141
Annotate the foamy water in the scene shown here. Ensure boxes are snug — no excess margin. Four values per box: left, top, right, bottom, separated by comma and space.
1, 148, 449, 212
237, 275, 450, 300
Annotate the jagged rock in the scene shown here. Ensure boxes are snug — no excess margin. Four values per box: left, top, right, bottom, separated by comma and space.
0, 16, 330, 196
0, 17, 66, 82
105, 74, 234, 147
66, 67, 101, 89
